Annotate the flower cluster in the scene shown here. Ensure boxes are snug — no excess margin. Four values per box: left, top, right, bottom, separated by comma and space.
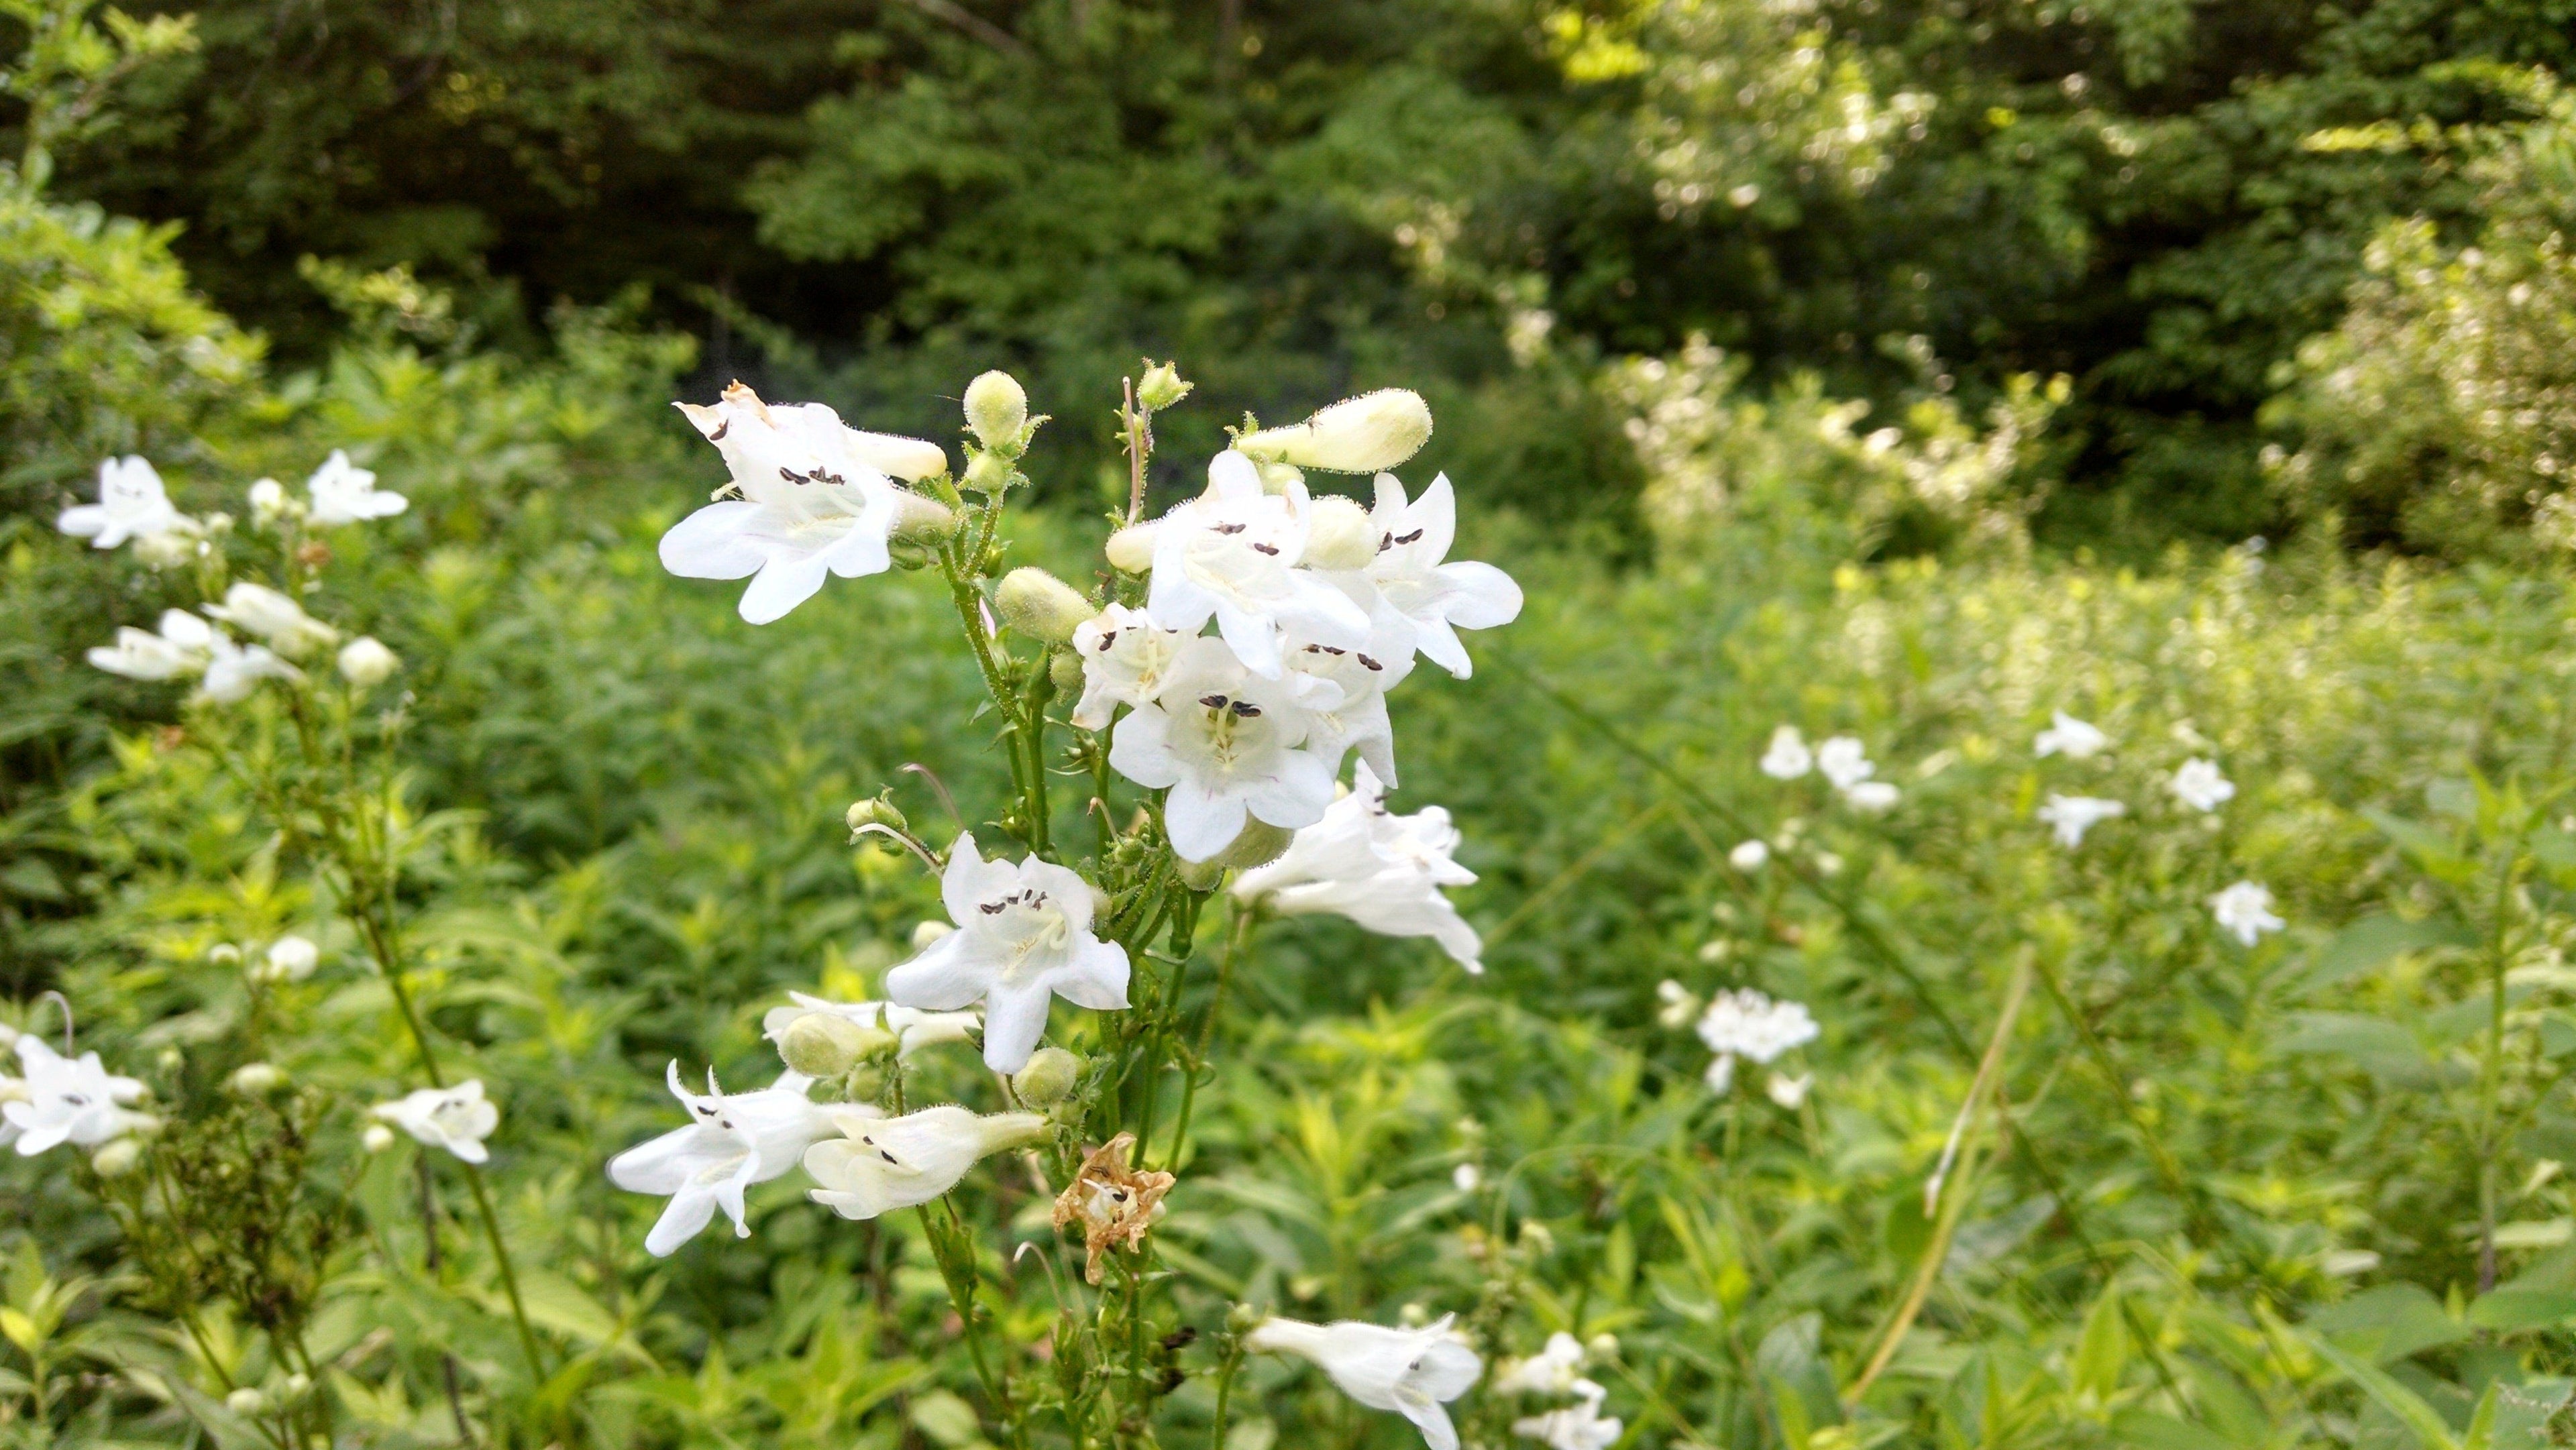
1232, 761, 1484, 972
1760, 724, 1898, 812
1690, 988, 1821, 1095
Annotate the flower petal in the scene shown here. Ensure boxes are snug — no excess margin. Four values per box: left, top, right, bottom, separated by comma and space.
737, 555, 833, 624
658, 501, 767, 579
884, 932, 991, 1011
979, 983, 1053, 1073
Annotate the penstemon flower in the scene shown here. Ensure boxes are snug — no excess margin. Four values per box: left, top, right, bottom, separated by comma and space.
1068, 603, 1191, 730
1282, 623, 1415, 785
88, 609, 215, 681
1696, 989, 1819, 1095
1232, 762, 1482, 971
802, 1105, 1046, 1219
1760, 724, 1813, 780
1491, 1332, 1587, 1395
760, 993, 981, 1060
659, 382, 951, 624
1843, 779, 1900, 812
198, 629, 305, 704
1141, 450, 1370, 678
303, 449, 408, 526
2036, 793, 2125, 848
1815, 736, 1876, 792
608, 1064, 840, 1256
370, 1080, 500, 1164
882, 834, 1132, 1072
1244, 1315, 1483, 1450
2210, 881, 2284, 946
58, 456, 197, 551
204, 582, 341, 658
2171, 757, 2236, 812
2034, 710, 2110, 759
6, 1037, 150, 1156
1512, 1380, 1622, 1450
1050, 1131, 1175, 1284
1107, 635, 1338, 862
1341, 473, 1523, 679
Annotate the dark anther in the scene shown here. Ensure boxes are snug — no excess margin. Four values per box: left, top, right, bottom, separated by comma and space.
1199, 693, 1229, 709
1358, 653, 1383, 670
1161, 1327, 1199, 1351
1252, 543, 1281, 555
1212, 522, 1246, 535
1232, 702, 1263, 718
1096, 630, 1118, 651
1394, 528, 1424, 545
709, 420, 731, 441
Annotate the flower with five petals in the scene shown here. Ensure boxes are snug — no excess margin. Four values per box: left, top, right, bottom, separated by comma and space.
883, 834, 1132, 1072
1243, 1315, 1483, 1450
303, 450, 408, 525
1142, 451, 1369, 678
608, 1064, 840, 1256
58, 457, 197, 551
1345, 473, 1522, 679
1108, 635, 1338, 862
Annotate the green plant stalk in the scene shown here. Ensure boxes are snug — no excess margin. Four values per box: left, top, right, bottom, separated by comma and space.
1207, 1335, 1243, 1450
1162, 906, 1253, 1170
2475, 853, 2522, 1293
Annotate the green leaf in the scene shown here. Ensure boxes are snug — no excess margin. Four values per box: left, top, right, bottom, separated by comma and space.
2074, 1287, 2130, 1399
2280, 1013, 2434, 1083
1756, 1313, 1842, 1437
2300, 1329, 2461, 1450
2304, 1284, 2471, 1363
2364, 810, 2477, 883
2468, 1288, 2576, 1331
2305, 913, 2478, 991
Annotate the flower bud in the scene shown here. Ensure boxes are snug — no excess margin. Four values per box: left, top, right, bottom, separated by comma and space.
209, 942, 243, 966
964, 447, 1015, 493
1136, 361, 1193, 412
996, 569, 1095, 646
1011, 1046, 1081, 1106
847, 795, 908, 841
265, 935, 320, 982
248, 477, 290, 524
891, 490, 960, 542
964, 371, 1030, 451
362, 1123, 396, 1152
338, 636, 398, 688
1212, 818, 1294, 872
1104, 522, 1158, 573
282, 1372, 311, 1400
227, 1062, 284, 1096
1303, 495, 1376, 571
1234, 388, 1433, 474
842, 1061, 888, 1101
912, 919, 954, 950
91, 1138, 142, 1178
782, 1012, 890, 1078
225, 1388, 268, 1417
1226, 1302, 1267, 1335
1049, 649, 1085, 693
1728, 839, 1768, 871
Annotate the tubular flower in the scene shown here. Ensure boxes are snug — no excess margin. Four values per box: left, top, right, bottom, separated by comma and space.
1281, 619, 1415, 785
1491, 1333, 1588, 1396
759, 993, 980, 1060
1144, 450, 1370, 678
1243, 1315, 1483, 1450
660, 382, 948, 624
6, 1038, 150, 1156
369, 1080, 500, 1164
1346, 473, 1523, 680
1696, 989, 1819, 1096
608, 1064, 840, 1256
1068, 602, 1190, 730
203, 583, 340, 658
883, 834, 1132, 1072
1050, 1131, 1175, 1284
1513, 1380, 1622, 1450
2210, 881, 2285, 946
2036, 793, 2125, 848
89, 610, 215, 681
303, 449, 408, 525
802, 1105, 1046, 1219
2034, 710, 2111, 760
58, 456, 197, 551
2171, 758, 2236, 812
198, 630, 304, 704
1232, 761, 1481, 971
1108, 635, 1338, 862
1759, 725, 1813, 780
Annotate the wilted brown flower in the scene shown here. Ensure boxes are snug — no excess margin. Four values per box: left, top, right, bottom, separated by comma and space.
1051, 1132, 1173, 1284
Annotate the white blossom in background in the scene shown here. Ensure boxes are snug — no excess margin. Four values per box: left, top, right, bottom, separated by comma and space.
2171, 758, 2236, 812
1232, 761, 1482, 972
803, 1105, 1045, 1219
6, 1037, 150, 1156
1759, 725, 1813, 780
659, 382, 948, 624
259, 936, 319, 984
759, 993, 980, 1059
1491, 1332, 1587, 1395
204, 582, 339, 657
1513, 1380, 1622, 1450
1815, 736, 1874, 791
1697, 989, 1819, 1095
883, 833, 1131, 1072
2036, 793, 2125, 848
1843, 779, 1900, 813
1244, 1315, 1483, 1450
198, 630, 304, 704
1345, 473, 1523, 679
1766, 1072, 1812, 1109
2210, 881, 2285, 946
1068, 603, 1189, 729
369, 1080, 499, 1163
1451, 1164, 1481, 1192
88, 610, 215, 681
58, 457, 197, 551
2034, 710, 2110, 760
1142, 451, 1368, 677
608, 1064, 839, 1256
1108, 635, 1336, 861
337, 636, 399, 687
303, 449, 408, 525
1654, 980, 1700, 1029
248, 477, 288, 525
1729, 838, 1769, 870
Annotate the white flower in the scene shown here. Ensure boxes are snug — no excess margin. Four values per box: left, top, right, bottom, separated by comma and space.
1815, 736, 1875, 791
1703, 1054, 1735, 1093
2036, 793, 2125, 848
1654, 979, 1699, 1029
337, 636, 399, 687
802, 1105, 1045, 1219
1765, 1072, 1811, 1109
1759, 726, 1813, 780
1244, 1315, 1483, 1450
248, 477, 289, 524
203, 582, 339, 658
1843, 780, 1900, 813
1108, 635, 1338, 862
1232, 762, 1482, 971
369, 1079, 499, 1164
1347, 472, 1522, 679
261, 936, 320, 983
1513, 1380, 1622, 1450
758, 993, 981, 1059
882, 834, 1132, 1072
608, 1064, 841, 1256
1452, 1163, 1481, 1192
303, 449, 407, 525
1069, 604, 1191, 730
1233, 388, 1435, 474
87, 610, 215, 681
1696, 989, 1819, 1063
2171, 758, 2236, 812
198, 630, 304, 704
1144, 451, 1369, 678
2210, 881, 2284, 946
1492, 1333, 1587, 1396
2034, 710, 2110, 760
1727, 838, 1769, 871
659, 382, 947, 624
1283, 619, 1415, 785
5, 1038, 149, 1156
58, 457, 196, 551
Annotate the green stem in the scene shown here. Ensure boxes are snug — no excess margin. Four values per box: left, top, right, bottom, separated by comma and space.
1164, 905, 1254, 1170
1208, 1337, 1243, 1450
2477, 855, 2521, 1293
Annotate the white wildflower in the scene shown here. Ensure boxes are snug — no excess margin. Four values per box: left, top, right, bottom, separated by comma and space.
1513, 1380, 1622, 1450
1143, 450, 1369, 678
2034, 710, 2110, 760
203, 582, 339, 658
2036, 793, 2125, 848
2210, 881, 2285, 946
1765, 1072, 1811, 1109
6, 1038, 150, 1156
882, 834, 1132, 1072
1068, 603, 1189, 730
1815, 736, 1874, 791
1728, 838, 1769, 871
1108, 635, 1338, 862
1492, 1333, 1587, 1396
1758, 726, 1813, 780
1232, 761, 1481, 972
58, 457, 197, 551
802, 1105, 1046, 1219
87, 610, 215, 681
1243, 1315, 1483, 1450
1843, 780, 1900, 812
303, 450, 407, 525
608, 1064, 840, 1256
1344, 472, 1522, 679
337, 636, 399, 687
2171, 758, 2236, 812
198, 630, 304, 704
369, 1079, 500, 1164
758, 993, 981, 1060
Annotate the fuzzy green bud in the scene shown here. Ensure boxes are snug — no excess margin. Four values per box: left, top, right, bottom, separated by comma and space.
363, 1123, 396, 1152
227, 1062, 285, 1096
1137, 360, 1193, 412
225, 1388, 268, 1417
1012, 1047, 1081, 1107
1303, 494, 1377, 571
841, 1060, 888, 1101
1226, 1302, 1267, 1335
996, 568, 1096, 646
1049, 648, 1085, 693
965, 447, 1014, 493
1235, 388, 1434, 474
963, 370, 1030, 453
1212, 818, 1295, 872
847, 795, 908, 841
1104, 522, 1158, 573
891, 490, 961, 543
91, 1138, 142, 1178
781, 1013, 890, 1078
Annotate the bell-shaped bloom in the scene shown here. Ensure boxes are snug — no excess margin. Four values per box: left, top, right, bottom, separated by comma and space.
1144, 451, 1369, 678
2171, 758, 2236, 812
2036, 793, 2125, 848
1243, 1315, 1483, 1450
2210, 881, 2285, 946
199, 630, 305, 704
1759, 725, 1813, 781
1815, 736, 1875, 791
1513, 1380, 1621, 1450
6, 1037, 149, 1156
759, 993, 981, 1059
1350, 473, 1521, 679
1233, 762, 1480, 971
1282, 616, 1415, 785
59, 456, 196, 551
802, 1105, 1046, 1219
883, 834, 1132, 1072
89, 610, 215, 681
1069, 603, 1190, 730
304, 449, 408, 526
203, 582, 340, 659
660, 382, 948, 625
2034, 710, 2110, 760
369, 1079, 499, 1164
608, 1063, 840, 1256
1108, 635, 1338, 862
1491, 1333, 1588, 1396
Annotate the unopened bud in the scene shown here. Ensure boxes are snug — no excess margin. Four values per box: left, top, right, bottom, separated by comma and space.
281, 1372, 311, 1400
1104, 522, 1158, 573
208, 942, 244, 966
1049, 649, 1085, 693
1137, 361, 1193, 412
1177, 855, 1224, 891
362, 1123, 396, 1152
248, 477, 290, 524
842, 1061, 888, 1100
847, 431, 949, 484
782, 1013, 891, 1078
891, 490, 960, 542
964, 447, 1014, 493
1234, 388, 1433, 474
1303, 495, 1376, 571
996, 569, 1095, 645
1226, 1302, 1267, 1335
264, 935, 319, 982
847, 795, 908, 840
91, 1138, 142, 1177
225, 1388, 268, 1417
963, 370, 1030, 452
1012, 1047, 1081, 1107
337, 636, 399, 688
227, 1062, 284, 1096
912, 919, 954, 950
1212, 818, 1294, 872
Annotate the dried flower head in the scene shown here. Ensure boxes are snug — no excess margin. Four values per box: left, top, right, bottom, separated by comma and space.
1051, 1131, 1175, 1283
